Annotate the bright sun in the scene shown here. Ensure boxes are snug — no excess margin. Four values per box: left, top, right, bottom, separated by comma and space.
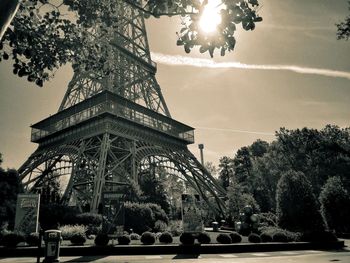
199, 0, 223, 33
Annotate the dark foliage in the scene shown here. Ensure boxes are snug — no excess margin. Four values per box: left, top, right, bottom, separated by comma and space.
301, 231, 338, 243
180, 232, 195, 245
336, 1, 350, 40
94, 233, 109, 246
216, 233, 232, 244
260, 233, 273, 242
276, 170, 325, 233
319, 177, 350, 233
75, 213, 102, 226
272, 232, 288, 243
0, 168, 23, 229
139, 171, 170, 214
70, 232, 86, 245
141, 231, 155, 245
248, 233, 261, 243
2, 231, 25, 247
118, 234, 131, 245
159, 232, 173, 244
197, 232, 211, 244
39, 204, 79, 230
124, 202, 168, 234
229, 232, 242, 243
25, 232, 40, 246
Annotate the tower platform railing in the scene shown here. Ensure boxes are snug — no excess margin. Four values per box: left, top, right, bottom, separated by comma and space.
31, 91, 194, 144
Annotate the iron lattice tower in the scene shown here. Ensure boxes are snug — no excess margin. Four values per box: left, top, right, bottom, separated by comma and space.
18, 0, 226, 214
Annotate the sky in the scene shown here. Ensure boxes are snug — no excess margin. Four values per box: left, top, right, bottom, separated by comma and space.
0, 0, 349, 170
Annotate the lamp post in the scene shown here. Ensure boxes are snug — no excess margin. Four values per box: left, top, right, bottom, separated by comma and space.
198, 144, 204, 165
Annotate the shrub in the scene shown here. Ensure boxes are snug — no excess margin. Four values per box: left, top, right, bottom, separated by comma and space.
59, 225, 86, 240
257, 212, 278, 228
40, 204, 79, 230
147, 203, 169, 224
273, 232, 288, 242
118, 234, 131, 245
260, 233, 273, 242
26, 232, 40, 246
180, 232, 195, 245
75, 213, 102, 226
301, 231, 338, 243
70, 232, 86, 245
167, 220, 183, 237
319, 177, 350, 234
130, 233, 140, 240
197, 232, 211, 244
124, 202, 154, 234
159, 232, 173, 244
216, 233, 232, 244
229, 232, 242, 243
154, 220, 167, 232
94, 233, 109, 246
276, 170, 325, 232
2, 231, 25, 247
248, 233, 261, 243
141, 232, 155, 245
260, 226, 300, 242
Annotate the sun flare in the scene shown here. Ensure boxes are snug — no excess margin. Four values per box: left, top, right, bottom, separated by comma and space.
199, 0, 223, 33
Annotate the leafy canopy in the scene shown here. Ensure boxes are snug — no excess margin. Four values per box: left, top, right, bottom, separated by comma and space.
0, 0, 262, 86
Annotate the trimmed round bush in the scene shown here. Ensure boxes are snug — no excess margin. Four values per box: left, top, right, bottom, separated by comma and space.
229, 232, 242, 243
2, 232, 25, 247
118, 234, 131, 245
94, 233, 109, 246
180, 232, 195, 245
75, 213, 102, 226
216, 233, 232, 244
159, 232, 173, 244
70, 232, 86, 245
141, 232, 155, 245
130, 233, 140, 240
197, 232, 211, 244
26, 232, 40, 246
260, 233, 273, 242
273, 232, 288, 242
248, 233, 261, 243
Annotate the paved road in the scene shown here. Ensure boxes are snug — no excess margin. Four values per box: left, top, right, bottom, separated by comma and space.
1, 249, 349, 263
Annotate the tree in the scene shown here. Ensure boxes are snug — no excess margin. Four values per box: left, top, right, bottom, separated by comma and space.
0, 167, 23, 229
139, 167, 170, 214
0, 0, 262, 86
319, 177, 350, 233
218, 156, 234, 189
226, 181, 259, 221
337, 0, 350, 40
276, 170, 325, 233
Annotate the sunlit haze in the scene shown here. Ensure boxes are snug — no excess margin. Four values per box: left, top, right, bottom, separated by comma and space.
199, 0, 223, 33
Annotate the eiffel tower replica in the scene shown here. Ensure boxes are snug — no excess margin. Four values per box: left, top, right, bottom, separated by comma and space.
18, 0, 226, 215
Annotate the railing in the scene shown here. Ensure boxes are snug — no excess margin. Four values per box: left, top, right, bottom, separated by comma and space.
31, 92, 194, 144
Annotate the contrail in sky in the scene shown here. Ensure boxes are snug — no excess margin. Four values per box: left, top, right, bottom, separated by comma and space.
151, 52, 350, 80
196, 126, 275, 136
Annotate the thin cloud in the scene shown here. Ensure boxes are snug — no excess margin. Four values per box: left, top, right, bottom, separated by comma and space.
151, 52, 350, 80
196, 126, 275, 136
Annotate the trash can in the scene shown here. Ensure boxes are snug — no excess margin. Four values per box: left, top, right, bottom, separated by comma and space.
212, 221, 219, 232
43, 230, 61, 263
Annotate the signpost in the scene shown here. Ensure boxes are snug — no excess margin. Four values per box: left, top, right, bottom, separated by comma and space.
181, 194, 204, 233
102, 188, 125, 236
14, 194, 40, 234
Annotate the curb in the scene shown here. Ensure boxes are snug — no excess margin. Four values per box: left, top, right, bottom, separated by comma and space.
0, 241, 345, 257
